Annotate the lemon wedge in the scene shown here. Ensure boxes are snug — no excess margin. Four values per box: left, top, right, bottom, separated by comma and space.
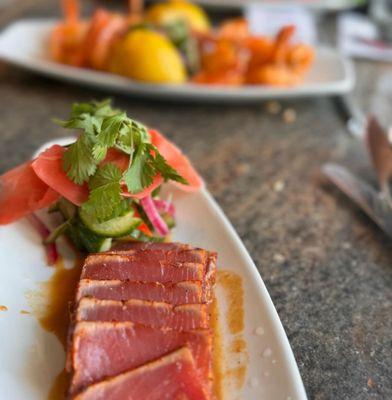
110, 28, 186, 84
146, 0, 210, 32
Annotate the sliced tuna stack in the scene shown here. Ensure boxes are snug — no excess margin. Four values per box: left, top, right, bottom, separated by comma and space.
67, 242, 217, 400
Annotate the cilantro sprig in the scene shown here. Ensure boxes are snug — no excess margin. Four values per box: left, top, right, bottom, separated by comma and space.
57, 100, 187, 222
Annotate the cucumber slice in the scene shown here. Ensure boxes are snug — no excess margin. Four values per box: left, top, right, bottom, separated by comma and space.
129, 229, 164, 243
79, 208, 141, 238
67, 219, 113, 253
86, 237, 112, 253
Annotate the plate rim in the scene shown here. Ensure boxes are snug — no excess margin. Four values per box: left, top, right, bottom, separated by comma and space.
0, 18, 355, 102
200, 187, 308, 399
172, 0, 362, 12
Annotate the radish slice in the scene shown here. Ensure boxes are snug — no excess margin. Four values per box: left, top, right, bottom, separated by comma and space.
140, 196, 169, 236
26, 214, 59, 266
32, 145, 89, 206
0, 161, 60, 225
149, 129, 203, 192
153, 198, 175, 218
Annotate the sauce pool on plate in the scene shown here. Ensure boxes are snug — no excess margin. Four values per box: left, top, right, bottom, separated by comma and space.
26, 256, 248, 400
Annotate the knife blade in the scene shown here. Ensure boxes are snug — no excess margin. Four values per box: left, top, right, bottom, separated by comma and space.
322, 163, 392, 238
365, 116, 392, 205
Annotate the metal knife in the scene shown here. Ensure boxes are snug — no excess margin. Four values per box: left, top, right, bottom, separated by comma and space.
322, 163, 392, 238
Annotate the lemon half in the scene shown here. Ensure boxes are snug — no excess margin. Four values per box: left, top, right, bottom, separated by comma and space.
146, 0, 210, 32
110, 28, 186, 84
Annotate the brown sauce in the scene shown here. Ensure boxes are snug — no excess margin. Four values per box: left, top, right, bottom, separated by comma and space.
47, 369, 70, 400
211, 297, 224, 400
217, 270, 244, 335
27, 256, 84, 347
227, 364, 248, 390
214, 270, 248, 397
0, 305, 8, 312
26, 255, 84, 400
227, 336, 248, 389
230, 337, 247, 353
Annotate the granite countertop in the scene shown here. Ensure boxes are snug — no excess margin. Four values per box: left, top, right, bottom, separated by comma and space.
0, 2, 391, 399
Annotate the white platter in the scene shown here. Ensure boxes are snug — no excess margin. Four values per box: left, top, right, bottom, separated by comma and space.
0, 139, 307, 400
0, 19, 354, 102
176, 0, 363, 11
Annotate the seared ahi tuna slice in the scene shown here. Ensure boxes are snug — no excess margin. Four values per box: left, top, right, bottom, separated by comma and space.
81, 250, 217, 284
92, 242, 208, 264
81, 255, 206, 283
108, 242, 208, 264
73, 347, 211, 400
76, 298, 209, 330
76, 279, 212, 305
69, 321, 212, 395
111, 242, 193, 252
205, 253, 217, 287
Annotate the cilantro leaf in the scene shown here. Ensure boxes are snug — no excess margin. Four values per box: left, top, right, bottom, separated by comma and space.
123, 143, 155, 193
149, 144, 188, 184
92, 113, 127, 161
116, 120, 149, 155
62, 134, 97, 185
71, 99, 112, 118
54, 113, 101, 137
123, 143, 188, 194
89, 162, 122, 189
82, 164, 127, 222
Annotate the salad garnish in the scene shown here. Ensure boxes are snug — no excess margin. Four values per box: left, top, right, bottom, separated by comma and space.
0, 100, 203, 261
49, 99, 187, 251
58, 99, 186, 222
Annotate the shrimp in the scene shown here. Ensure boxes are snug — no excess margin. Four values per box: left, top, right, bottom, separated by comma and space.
247, 64, 302, 86
272, 24, 295, 64
61, 0, 80, 24
246, 36, 275, 69
218, 18, 249, 41
82, 9, 128, 70
246, 26, 313, 86
128, 0, 144, 23
286, 43, 315, 74
50, 23, 87, 67
51, 1, 128, 69
194, 35, 249, 85
50, 0, 86, 66
200, 38, 246, 73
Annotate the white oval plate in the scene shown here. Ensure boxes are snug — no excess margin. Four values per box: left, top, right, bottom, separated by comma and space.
179, 0, 361, 11
0, 19, 354, 102
0, 140, 307, 400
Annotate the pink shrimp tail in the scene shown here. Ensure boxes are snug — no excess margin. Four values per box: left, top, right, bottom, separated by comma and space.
61, 0, 80, 24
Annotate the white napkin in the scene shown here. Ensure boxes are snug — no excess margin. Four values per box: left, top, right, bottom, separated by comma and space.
338, 13, 392, 63
245, 4, 317, 44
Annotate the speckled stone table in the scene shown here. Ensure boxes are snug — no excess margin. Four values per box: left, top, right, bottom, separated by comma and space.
0, 2, 391, 399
